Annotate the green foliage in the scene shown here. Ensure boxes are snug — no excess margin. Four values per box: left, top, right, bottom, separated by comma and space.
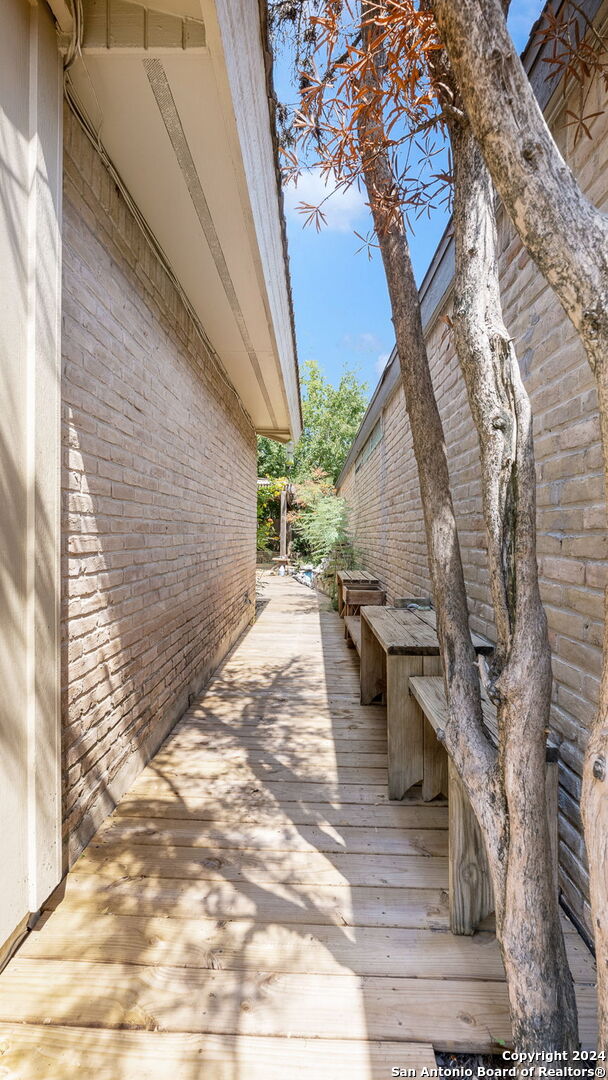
317, 537, 359, 607
291, 471, 348, 562
256, 477, 285, 552
256, 436, 292, 479
256, 361, 367, 569
256, 360, 368, 485
296, 360, 368, 484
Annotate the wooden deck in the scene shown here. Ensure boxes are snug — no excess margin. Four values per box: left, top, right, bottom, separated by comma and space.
0, 575, 597, 1077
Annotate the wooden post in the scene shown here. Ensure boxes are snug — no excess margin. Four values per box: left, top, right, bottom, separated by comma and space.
279, 486, 287, 558
360, 616, 385, 705
386, 654, 424, 800
546, 759, 559, 900
337, 575, 345, 617
448, 760, 494, 935
421, 655, 448, 801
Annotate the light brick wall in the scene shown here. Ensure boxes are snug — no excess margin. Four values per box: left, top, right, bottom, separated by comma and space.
61, 107, 257, 864
339, 78, 608, 936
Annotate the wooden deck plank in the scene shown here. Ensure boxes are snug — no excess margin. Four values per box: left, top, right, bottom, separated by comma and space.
128, 777, 416, 805
72, 844, 450, 889
0, 1025, 437, 1080
112, 794, 448, 828
95, 817, 449, 856
45, 878, 452, 929
21, 911, 595, 983
138, 761, 389, 785
0, 958, 597, 1051
175, 712, 389, 731
0, 959, 512, 1050
154, 748, 389, 769
166, 734, 389, 752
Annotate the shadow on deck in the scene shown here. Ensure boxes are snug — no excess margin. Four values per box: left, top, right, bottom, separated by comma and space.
0, 575, 597, 1078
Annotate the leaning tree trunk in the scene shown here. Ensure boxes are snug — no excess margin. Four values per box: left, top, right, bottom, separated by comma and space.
430, 0, 608, 1045
448, 113, 579, 1050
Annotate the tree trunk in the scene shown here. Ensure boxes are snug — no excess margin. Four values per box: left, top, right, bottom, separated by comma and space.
448, 114, 579, 1050
430, 0, 608, 1045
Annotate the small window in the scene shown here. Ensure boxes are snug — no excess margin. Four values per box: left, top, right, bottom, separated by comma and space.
355, 419, 383, 473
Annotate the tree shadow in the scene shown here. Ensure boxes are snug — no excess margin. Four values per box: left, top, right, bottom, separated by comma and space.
0, 574, 472, 1078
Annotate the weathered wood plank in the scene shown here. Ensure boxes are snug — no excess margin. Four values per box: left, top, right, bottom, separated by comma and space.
167, 733, 388, 753
362, 607, 439, 655
337, 570, 380, 584
96, 817, 449, 857
344, 615, 362, 654
153, 748, 390, 771
412, 608, 493, 655
0, 959, 597, 1050
337, 569, 381, 615
420, 655, 446, 801
360, 612, 385, 704
72, 844, 450, 889
0, 1025, 437, 1080
448, 760, 494, 935
0, 959, 512, 1050
138, 761, 389, 785
129, 777, 399, 805
112, 794, 447, 828
21, 910, 594, 983
45, 877, 452, 929
386, 653, 424, 799
362, 607, 494, 656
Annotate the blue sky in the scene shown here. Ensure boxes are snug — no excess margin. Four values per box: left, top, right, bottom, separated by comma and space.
277, 1, 546, 395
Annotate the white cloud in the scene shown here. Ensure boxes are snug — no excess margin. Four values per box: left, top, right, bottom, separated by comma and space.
283, 169, 367, 233
375, 352, 390, 375
342, 332, 384, 355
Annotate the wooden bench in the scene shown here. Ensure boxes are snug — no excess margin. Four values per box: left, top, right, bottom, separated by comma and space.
336, 570, 381, 617
360, 606, 493, 801
409, 675, 559, 936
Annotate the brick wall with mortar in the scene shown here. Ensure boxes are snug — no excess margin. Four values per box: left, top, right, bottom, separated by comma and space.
61, 107, 257, 865
338, 69, 608, 936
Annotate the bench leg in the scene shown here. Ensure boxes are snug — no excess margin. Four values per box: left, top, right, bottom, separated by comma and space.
448, 759, 494, 934
386, 654, 424, 800
421, 655, 448, 801
360, 617, 385, 705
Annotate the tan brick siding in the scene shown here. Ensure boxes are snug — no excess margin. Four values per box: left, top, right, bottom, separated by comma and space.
61, 107, 257, 864
339, 80, 608, 936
